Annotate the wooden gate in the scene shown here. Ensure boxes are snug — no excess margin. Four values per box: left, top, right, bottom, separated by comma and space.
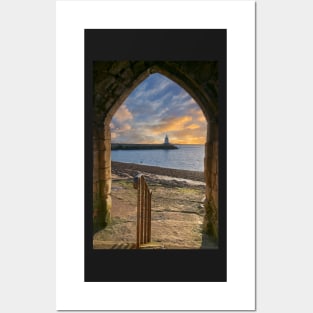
133, 174, 152, 249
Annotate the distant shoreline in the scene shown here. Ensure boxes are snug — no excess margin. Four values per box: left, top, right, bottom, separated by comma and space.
111, 143, 178, 150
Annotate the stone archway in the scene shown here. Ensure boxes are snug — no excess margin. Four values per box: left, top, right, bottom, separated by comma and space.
93, 61, 219, 240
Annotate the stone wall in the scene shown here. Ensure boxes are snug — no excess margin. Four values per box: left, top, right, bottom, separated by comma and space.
204, 122, 219, 239
92, 61, 220, 240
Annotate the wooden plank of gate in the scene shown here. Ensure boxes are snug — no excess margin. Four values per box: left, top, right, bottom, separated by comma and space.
144, 184, 148, 243
140, 175, 144, 244
148, 190, 152, 242
136, 176, 140, 248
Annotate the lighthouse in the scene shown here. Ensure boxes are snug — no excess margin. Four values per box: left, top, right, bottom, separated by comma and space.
164, 134, 169, 144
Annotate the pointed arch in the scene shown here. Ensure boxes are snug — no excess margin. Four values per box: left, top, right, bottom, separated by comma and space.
93, 61, 219, 241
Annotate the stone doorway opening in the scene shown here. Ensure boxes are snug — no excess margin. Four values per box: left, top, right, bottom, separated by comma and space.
95, 73, 211, 248
93, 62, 219, 248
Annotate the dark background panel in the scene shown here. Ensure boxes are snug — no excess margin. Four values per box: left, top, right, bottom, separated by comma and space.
85, 29, 227, 282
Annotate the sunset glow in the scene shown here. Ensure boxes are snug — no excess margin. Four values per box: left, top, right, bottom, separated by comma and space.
110, 73, 206, 144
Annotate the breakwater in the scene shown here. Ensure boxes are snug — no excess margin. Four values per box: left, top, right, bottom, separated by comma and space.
111, 143, 178, 150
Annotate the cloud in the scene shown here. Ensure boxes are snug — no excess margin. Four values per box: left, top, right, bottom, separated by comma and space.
150, 116, 193, 135
186, 123, 200, 130
111, 123, 131, 133
110, 73, 208, 144
164, 126, 207, 144
127, 74, 172, 104
188, 107, 206, 122
198, 115, 206, 122
113, 105, 133, 123
112, 126, 160, 144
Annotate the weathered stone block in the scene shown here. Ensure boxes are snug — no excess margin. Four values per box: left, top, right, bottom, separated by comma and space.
95, 76, 116, 94
203, 168, 208, 182
93, 167, 98, 181
96, 139, 105, 151
195, 63, 214, 83
212, 189, 218, 208
205, 144, 214, 159
104, 124, 111, 137
211, 173, 219, 190
206, 157, 215, 175
205, 187, 211, 200
93, 181, 98, 194
98, 167, 111, 181
212, 159, 218, 175
213, 141, 219, 154
104, 180, 111, 195
112, 82, 126, 97
204, 199, 218, 241
110, 61, 129, 75
203, 82, 218, 101
93, 127, 105, 141
93, 151, 99, 167
94, 93, 105, 107
93, 61, 112, 74
120, 68, 134, 86
93, 192, 111, 232
104, 147, 111, 162
98, 181, 111, 200
133, 61, 146, 75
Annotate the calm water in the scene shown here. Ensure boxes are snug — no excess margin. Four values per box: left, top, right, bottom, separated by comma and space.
111, 144, 204, 172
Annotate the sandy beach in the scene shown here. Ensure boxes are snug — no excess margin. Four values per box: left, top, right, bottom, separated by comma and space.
93, 162, 217, 249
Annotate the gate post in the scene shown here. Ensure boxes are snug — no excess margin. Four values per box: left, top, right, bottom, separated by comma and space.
133, 174, 152, 248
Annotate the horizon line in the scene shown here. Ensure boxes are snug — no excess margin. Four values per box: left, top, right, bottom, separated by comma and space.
111, 142, 205, 145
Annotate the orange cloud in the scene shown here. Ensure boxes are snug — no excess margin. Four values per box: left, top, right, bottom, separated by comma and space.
186, 123, 200, 130
147, 115, 207, 144
188, 107, 206, 122
151, 116, 192, 134
114, 105, 133, 122
110, 123, 132, 142
171, 135, 206, 144
163, 123, 207, 144
198, 115, 206, 122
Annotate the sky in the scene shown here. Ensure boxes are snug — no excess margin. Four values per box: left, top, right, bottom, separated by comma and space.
110, 73, 207, 144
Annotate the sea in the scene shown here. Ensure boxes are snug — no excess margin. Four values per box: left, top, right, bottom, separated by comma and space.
111, 144, 204, 172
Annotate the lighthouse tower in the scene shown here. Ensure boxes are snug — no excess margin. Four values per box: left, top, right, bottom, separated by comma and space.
164, 134, 169, 144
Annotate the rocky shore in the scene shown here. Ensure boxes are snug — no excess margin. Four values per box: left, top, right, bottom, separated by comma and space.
111, 161, 204, 186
